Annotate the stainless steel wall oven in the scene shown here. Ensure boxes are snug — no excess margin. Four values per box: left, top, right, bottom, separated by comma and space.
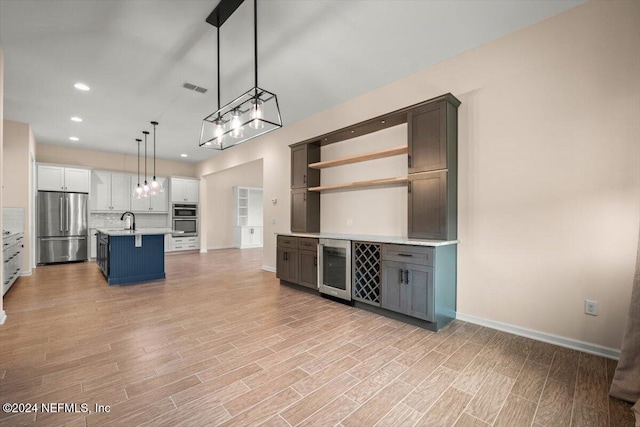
172, 203, 198, 236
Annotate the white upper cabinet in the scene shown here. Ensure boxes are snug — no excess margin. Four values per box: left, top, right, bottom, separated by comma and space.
130, 176, 169, 213
110, 173, 131, 211
90, 171, 131, 212
38, 165, 90, 193
171, 178, 199, 203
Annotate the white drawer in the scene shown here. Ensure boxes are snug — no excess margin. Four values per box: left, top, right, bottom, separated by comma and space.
172, 237, 198, 245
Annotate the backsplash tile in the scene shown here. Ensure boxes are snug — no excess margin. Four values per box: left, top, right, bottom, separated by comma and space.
90, 213, 169, 229
3, 207, 25, 233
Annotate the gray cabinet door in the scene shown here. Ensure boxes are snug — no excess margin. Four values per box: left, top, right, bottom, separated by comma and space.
408, 171, 447, 240
381, 261, 404, 314
291, 144, 320, 189
276, 247, 299, 283
408, 101, 447, 173
298, 250, 317, 289
405, 264, 435, 322
291, 189, 320, 233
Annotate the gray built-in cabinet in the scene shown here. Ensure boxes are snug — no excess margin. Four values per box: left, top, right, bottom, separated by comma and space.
407, 96, 459, 240
276, 235, 318, 290
289, 93, 460, 240
290, 144, 321, 233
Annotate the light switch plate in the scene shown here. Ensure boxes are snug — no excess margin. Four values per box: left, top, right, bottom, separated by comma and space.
585, 299, 598, 316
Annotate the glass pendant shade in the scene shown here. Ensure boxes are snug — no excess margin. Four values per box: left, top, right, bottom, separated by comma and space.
134, 185, 143, 199
200, 87, 281, 150
150, 178, 163, 194
230, 109, 244, 138
249, 98, 264, 129
142, 182, 150, 197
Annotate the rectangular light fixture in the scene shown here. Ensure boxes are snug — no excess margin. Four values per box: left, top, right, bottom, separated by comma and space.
199, 0, 282, 151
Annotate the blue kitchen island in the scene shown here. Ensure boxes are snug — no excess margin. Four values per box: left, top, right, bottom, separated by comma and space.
96, 229, 168, 285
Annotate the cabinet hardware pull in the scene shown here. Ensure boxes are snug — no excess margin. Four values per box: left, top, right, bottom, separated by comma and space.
408, 181, 412, 193
399, 269, 404, 284
314, 256, 317, 266
405, 270, 410, 285
408, 154, 412, 168
303, 192, 307, 201
303, 174, 307, 184
397, 253, 413, 257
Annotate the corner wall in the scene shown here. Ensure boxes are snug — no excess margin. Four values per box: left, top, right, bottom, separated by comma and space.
2, 120, 34, 273
196, 1, 640, 350
203, 159, 263, 249
1, 47, 5, 322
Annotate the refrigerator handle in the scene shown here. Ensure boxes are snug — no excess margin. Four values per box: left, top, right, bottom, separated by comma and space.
65, 197, 69, 232
59, 197, 63, 232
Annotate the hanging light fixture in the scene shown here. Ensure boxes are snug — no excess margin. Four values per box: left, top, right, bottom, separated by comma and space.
142, 131, 150, 197
199, 0, 282, 150
133, 138, 144, 199
149, 121, 163, 194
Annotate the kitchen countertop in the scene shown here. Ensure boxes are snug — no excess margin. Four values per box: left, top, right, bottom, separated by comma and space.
277, 232, 458, 247
97, 228, 177, 237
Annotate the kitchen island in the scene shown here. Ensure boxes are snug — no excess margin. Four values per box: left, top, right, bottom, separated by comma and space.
96, 229, 169, 285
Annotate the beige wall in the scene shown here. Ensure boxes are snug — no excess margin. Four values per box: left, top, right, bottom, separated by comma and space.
36, 143, 196, 178
203, 159, 263, 249
3, 120, 35, 273
320, 124, 408, 235
1, 47, 4, 318
196, 1, 640, 350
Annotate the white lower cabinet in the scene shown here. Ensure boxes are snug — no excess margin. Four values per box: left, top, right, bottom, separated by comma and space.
234, 226, 263, 248
90, 229, 97, 259
171, 236, 199, 252
164, 234, 171, 253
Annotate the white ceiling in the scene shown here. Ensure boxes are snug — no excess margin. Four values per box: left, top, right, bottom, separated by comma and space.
0, 0, 582, 163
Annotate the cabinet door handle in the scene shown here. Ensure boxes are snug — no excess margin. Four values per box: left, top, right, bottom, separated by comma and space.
314, 256, 317, 266
397, 253, 413, 257
303, 192, 307, 201
408, 181, 412, 194
303, 174, 307, 184
408, 154, 412, 168
399, 269, 404, 284
404, 270, 410, 285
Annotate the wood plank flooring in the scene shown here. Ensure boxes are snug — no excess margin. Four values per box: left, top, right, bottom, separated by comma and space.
0, 248, 636, 426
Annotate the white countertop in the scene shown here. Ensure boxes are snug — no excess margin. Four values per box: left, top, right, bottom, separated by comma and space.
277, 232, 458, 247
97, 228, 176, 237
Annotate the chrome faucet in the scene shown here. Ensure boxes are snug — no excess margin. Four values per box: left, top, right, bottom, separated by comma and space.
120, 211, 136, 231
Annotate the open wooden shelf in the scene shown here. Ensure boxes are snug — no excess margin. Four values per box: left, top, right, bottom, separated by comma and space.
308, 176, 408, 192
308, 145, 408, 169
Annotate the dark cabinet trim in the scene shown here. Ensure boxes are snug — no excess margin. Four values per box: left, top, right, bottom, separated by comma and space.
290, 93, 459, 148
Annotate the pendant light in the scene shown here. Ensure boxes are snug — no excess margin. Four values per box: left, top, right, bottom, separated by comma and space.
133, 138, 144, 199
149, 121, 163, 194
199, 0, 282, 150
142, 131, 150, 197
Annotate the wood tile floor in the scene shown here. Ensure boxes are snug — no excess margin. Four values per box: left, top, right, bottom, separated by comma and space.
0, 248, 635, 427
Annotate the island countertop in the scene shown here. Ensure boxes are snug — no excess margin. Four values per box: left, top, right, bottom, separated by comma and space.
97, 228, 180, 236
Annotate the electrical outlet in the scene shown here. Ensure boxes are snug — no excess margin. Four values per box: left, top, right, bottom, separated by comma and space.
346, 218, 353, 227
271, 218, 276, 225
585, 299, 598, 316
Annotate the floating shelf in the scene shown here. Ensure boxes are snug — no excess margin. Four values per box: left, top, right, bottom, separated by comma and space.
308, 145, 408, 169
309, 176, 408, 192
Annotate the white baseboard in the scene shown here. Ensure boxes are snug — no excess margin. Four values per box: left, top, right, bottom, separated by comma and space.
20, 270, 32, 276
262, 265, 276, 273
0, 310, 6, 325
199, 249, 207, 253
207, 245, 236, 250
456, 312, 620, 360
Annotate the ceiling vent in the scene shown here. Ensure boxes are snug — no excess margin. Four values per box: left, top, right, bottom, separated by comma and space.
183, 82, 208, 94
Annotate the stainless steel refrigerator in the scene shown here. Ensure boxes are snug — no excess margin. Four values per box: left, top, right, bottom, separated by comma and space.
37, 191, 88, 264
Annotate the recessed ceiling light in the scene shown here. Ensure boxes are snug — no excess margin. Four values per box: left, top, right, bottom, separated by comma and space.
180, 154, 188, 158
69, 136, 79, 141
204, 142, 212, 146
70, 116, 83, 122
74, 82, 90, 91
